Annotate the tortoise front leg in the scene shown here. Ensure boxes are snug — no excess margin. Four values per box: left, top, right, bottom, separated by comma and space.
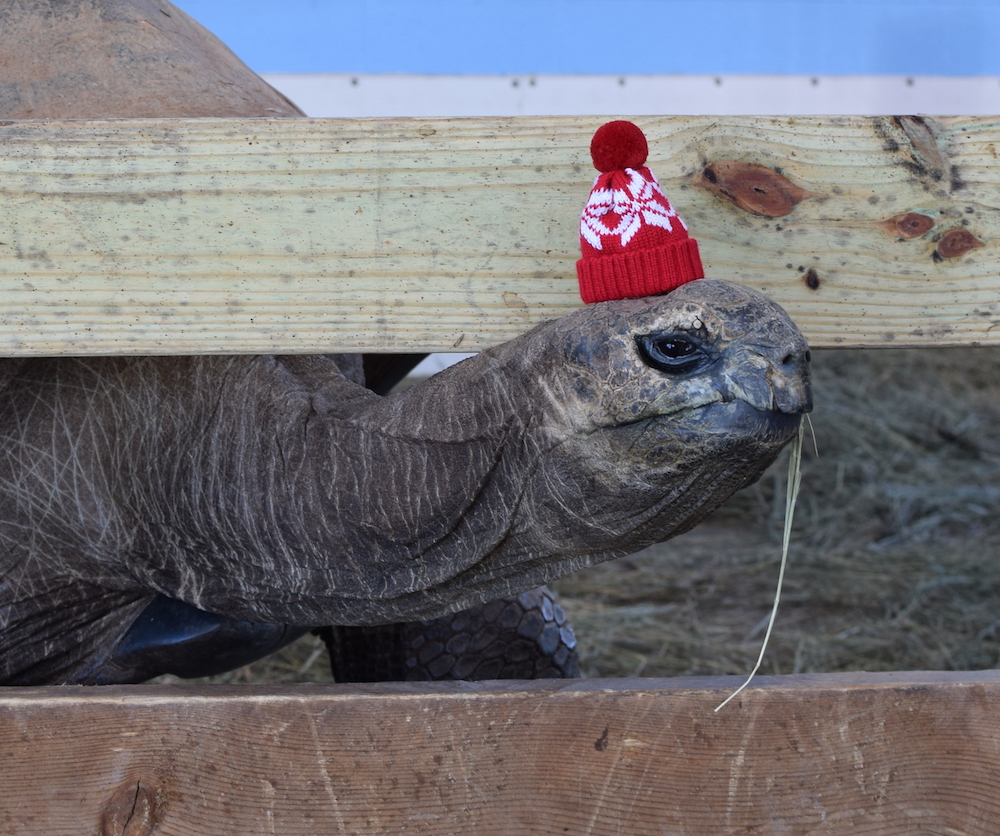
319, 585, 579, 682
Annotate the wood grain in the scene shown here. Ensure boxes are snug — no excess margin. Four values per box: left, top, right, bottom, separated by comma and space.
2, 672, 999, 834
1, 115, 999, 355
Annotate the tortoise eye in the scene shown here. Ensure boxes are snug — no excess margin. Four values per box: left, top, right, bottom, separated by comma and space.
636, 333, 716, 376
653, 337, 697, 358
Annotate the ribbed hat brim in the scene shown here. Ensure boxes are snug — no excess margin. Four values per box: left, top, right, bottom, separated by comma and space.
576, 238, 704, 304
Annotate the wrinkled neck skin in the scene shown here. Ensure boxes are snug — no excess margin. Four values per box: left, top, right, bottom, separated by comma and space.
0, 281, 810, 669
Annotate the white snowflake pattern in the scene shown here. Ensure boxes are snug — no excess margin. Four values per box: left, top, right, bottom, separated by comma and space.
580, 169, 686, 251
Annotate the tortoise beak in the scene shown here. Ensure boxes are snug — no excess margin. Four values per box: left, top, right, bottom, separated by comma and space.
719, 344, 812, 416
768, 347, 812, 415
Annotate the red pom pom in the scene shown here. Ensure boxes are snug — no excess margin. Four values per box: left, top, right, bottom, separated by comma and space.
589, 120, 649, 173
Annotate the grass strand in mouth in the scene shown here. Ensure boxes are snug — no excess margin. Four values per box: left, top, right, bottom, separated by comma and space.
714, 421, 805, 713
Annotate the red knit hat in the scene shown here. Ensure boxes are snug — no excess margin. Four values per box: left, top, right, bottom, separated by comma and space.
576, 120, 704, 304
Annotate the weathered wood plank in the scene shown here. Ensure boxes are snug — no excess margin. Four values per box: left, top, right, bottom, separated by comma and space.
1, 115, 999, 355
2, 672, 999, 834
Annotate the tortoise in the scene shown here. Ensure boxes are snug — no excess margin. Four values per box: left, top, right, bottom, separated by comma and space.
0, 0, 812, 685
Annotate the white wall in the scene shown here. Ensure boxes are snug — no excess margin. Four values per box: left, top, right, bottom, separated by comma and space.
264, 74, 1000, 119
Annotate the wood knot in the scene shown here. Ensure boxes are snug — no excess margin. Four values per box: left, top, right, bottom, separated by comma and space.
502, 291, 528, 311
894, 116, 947, 180
697, 161, 818, 218
936, 228, 984, 259
100, 780, 163, 836
594, 727, 610, 751
876, 212, 935, 239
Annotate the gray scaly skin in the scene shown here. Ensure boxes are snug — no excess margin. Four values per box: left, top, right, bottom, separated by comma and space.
0, 280, 810, 683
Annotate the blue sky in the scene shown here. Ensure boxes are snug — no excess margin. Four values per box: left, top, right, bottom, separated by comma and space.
178, 0, 1000, 76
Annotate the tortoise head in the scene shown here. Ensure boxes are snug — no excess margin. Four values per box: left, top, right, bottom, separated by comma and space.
499, 278, 812, 554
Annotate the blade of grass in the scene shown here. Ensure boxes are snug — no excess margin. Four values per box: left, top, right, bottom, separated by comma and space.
715, 422, 804, 713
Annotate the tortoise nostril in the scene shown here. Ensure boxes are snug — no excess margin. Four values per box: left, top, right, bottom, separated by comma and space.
781, 350, 810, 366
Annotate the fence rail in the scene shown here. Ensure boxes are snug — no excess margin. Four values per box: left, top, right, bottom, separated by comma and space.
1, 115, 998, 355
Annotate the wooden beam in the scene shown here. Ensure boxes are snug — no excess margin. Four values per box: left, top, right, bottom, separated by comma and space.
2, 671, 999, 834
1, 115, 999, 356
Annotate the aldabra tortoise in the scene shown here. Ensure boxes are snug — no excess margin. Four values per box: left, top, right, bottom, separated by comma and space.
0, 0, 811, 685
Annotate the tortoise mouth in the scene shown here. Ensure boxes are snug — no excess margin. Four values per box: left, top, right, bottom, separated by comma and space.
689, 398, 803, 442
607, 399, 802, 463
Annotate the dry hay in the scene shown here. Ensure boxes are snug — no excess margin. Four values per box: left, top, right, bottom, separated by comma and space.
159, 346, 1000, 684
